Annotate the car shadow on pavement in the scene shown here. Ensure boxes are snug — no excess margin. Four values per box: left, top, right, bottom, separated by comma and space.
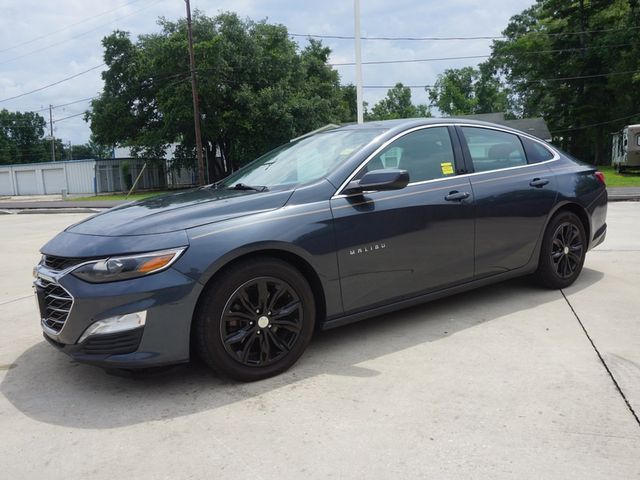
1, 268, 604, 429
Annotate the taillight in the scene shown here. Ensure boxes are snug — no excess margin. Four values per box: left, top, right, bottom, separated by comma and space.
594, 171, 606, 186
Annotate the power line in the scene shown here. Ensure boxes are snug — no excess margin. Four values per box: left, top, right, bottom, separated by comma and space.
4, 70, 187, 113
290, 25, 640, 42
0, 0, 163, 66
332, 54, 489, 66
330, 42, 634, 66
0, 64, 105, 103
51, 96, 98, 109
0, 0, 145, 54
551, 112, 640, 134
360, 68, 640, 90
26, 96, 98, 113
53, 112, 88, 123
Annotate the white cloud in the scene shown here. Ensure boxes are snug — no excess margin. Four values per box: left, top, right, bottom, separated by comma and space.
0, 0, 532, 145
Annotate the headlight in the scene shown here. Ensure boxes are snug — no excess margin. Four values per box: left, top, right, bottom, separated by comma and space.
71, 248, 186, 283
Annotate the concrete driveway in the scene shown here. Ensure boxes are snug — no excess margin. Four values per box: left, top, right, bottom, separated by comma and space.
1, 205, 639, 479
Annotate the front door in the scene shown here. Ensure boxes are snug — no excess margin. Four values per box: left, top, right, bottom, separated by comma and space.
331, 126, 475, 314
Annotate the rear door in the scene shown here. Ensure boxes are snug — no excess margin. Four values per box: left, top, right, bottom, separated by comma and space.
331, 125, 475, 313
457, 126, 558, 278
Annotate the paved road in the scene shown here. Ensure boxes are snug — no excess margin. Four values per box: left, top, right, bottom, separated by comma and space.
0, 206, 639, 479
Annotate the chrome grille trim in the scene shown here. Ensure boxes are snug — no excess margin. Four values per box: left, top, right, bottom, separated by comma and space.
42, 255, 87, 271
37, 278, 74, 334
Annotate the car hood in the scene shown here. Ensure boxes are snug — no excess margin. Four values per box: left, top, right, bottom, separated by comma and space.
67, 187, 294, 236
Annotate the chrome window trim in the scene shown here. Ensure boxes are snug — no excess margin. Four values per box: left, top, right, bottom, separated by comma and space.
331, 122, 561, 199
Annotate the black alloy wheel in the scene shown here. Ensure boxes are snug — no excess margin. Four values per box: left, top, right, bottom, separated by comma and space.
194, 256, 315, 381
535, 211, 586, 289
221, 277, 303, 367
550, 222, 584, 279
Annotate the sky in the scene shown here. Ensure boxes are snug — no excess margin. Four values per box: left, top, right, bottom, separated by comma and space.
0, 0, 533, 146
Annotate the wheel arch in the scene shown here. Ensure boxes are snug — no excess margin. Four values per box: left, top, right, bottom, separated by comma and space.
549, 201, 591, 242
528, 200, 592, 271
192, 243, 328, 332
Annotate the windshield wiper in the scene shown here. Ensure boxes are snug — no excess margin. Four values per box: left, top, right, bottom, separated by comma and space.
230, 183, 268, 192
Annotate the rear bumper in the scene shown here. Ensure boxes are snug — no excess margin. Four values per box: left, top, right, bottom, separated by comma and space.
590, 223, 607, 250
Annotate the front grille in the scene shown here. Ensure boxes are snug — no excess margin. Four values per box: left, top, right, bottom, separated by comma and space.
43, 255, 85, 271
40, 279, 73, 333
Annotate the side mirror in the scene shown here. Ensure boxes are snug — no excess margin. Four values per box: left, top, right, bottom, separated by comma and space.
343, 168, 410, 195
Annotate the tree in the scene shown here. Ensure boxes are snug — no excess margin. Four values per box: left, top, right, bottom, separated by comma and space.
427, 65, 510, 116
88, 12, 353, 180
366, 83, 430, 120
67, 136, 111, 159
0, 109, 48, 164
488, 0, 640, 163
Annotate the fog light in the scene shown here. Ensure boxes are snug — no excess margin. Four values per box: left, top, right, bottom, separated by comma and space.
78, 311, 147, 343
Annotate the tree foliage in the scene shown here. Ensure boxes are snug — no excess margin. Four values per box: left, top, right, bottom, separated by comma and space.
366, 83, 430, 120
0, 109, 49, 164
427, 65, 510, 116
488, 0, 640, 163
88, 12, 354, 179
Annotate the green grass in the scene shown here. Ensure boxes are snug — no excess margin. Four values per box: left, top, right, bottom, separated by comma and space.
597, 166, 640, 188
68, 190, 170, 202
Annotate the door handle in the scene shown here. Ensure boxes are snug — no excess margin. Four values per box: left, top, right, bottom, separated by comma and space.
445, 191, 470, 202
529, 178, 549, 188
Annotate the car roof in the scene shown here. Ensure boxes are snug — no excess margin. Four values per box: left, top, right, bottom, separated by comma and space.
336, 117, 529, 137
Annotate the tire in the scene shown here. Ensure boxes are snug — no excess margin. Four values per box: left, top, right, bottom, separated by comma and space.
194, 256, 315, 381
534, 211, 587, 289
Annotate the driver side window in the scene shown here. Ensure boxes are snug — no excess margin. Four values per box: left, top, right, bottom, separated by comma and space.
358, 127, 457, 183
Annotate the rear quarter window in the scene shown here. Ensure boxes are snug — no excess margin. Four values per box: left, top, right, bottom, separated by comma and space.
521, 137, 555, 163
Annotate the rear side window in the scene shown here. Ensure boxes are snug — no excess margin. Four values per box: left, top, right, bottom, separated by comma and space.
522, 137, 555, 163
461, 127, 526, 172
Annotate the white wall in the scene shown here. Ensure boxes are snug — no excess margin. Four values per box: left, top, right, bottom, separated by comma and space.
0, 159, 96, 196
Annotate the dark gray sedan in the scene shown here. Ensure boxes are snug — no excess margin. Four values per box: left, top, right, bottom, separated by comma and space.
34, 119, 607, 381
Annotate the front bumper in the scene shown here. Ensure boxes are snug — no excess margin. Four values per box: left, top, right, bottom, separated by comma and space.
34, 263, 203, 369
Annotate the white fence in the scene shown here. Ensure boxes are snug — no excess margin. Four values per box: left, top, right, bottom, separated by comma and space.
0, 159, 96, 196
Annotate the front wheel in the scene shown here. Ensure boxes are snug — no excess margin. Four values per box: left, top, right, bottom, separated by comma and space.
534, 211, 587, 289
194, 256, 315, 381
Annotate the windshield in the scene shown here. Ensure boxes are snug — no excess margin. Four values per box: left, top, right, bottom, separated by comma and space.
217, 128, 385, 190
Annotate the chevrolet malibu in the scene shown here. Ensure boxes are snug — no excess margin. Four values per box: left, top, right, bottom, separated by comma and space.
34, 119, 607, 381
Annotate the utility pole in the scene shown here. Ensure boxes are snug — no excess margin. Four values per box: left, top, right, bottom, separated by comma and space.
354, 0, 364, 124
185, 0, 206, 185
49, 105, 56, 161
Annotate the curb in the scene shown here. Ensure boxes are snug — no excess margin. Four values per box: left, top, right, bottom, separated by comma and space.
2, 208, 104, 214
608, 196, 640, 202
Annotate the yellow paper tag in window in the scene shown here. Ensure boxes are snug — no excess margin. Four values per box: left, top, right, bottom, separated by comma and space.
441, 162, 454, 175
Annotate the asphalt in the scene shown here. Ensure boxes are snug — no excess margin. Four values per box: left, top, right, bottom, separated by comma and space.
0, 206, 639, 479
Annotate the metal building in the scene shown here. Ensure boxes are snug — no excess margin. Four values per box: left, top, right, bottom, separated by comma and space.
0, 157, 197, 196
0, 159, 96, 196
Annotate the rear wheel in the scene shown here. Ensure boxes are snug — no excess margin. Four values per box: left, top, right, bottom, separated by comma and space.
534, 211, 587, 289
194, 256, 315, 381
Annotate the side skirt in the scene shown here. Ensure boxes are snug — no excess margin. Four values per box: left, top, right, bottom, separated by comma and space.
321, 265, 537, 331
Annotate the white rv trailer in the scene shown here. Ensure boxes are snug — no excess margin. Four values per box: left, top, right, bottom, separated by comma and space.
612, 124, 640, 172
